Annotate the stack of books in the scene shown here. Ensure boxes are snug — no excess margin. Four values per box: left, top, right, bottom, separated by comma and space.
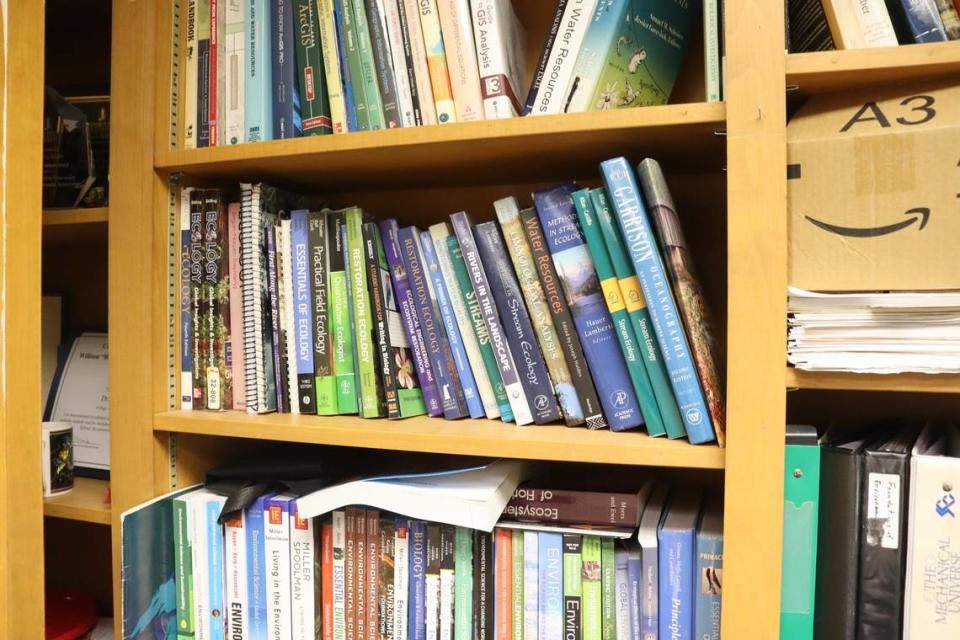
179, 157, 725, 445
182, 0, 706, 146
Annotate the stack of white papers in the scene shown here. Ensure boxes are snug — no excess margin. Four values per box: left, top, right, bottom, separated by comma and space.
787, 287, 960, 374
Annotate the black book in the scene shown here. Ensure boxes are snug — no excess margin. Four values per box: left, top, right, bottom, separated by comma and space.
363, 221, 392, 418
521, 0, 568, 115
189, 189, 206, 409
563, 534, 582, 640
440, 526, 456, 640
380, 518, 397, 640
473, 530, 492, 640
426, 525, 442, 640
393, 0, 423, 125
787, 0, 836, 52
265, 223, 289, 413
364, 0, 402, 128
856, 422, 921, 639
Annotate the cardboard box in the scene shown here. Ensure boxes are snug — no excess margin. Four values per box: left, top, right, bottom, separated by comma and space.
787, 79, 960, 291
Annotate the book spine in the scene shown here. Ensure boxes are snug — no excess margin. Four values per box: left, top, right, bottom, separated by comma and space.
446, 235, 511, 421
291, 210, 318, 413
600, 540, 616, 640
400, 0, 439, 125
327, 212, 358, 413
323, 523, 335, 640
334, 512, 348, 640
522, 532, 539, 640
203, 500, 226, 639
382, 0, 418, 127
887, 0, 948, 42
409, 521, 427, 640
318, 0, 349, 132
190, 496, 211, 640
495, 529, 512, 640
394, 519, 410, 640
937, 0, 960, 39
518, 208, 605, 429
436, 0, 484, 122
530, 0, 595, 115
564, 1, 621, 114
521, 0, 568, 114
203, 191, 229, 411
473, 221, 561, 425
197, 0, 212, 146
294, 0, 334, 135
533, 184, 643, 432
346, 510, 359, 640
367, 512, 381, 640
538, 533, 563, 640
614, 547, 630, 640
496, 197, 584, 427
602, 158, 715, 444
420, 230, 483, 418
429, 223, 500, 420
639, 536, 657, 640
356, 510, 368, 640
511, 530, 525, 640
449, 212, 532, 425
658, 530, 695, 640
471, 0, 527, 119
309, 211, 337, 414
225, 510, 249, 640
345, 209, 383, 417
247, 496, 270, 639
273, 0, 304, 138
190, 191, 206, 408
268, 224, 287, 412
245, 0, 273, 141
475, 530, 493, 640
626, 547, 641, 640
364, 222, 395, 418
174, 498, 196, 640
380, 519, 397, 640
280, 220, 300, 413
693, 535, 721, 640
454, 527, 473, 640
364, 0, 402, 127
265, 497, 293, 639
180, 191, 194, 410
291, 506, 317, 640
703, 0, 721, 102
573, 189, 662, 436
338, 0, 371, 130
209, 0, 220, 146
590, 187, 684, 440
425, 526, 441, 640
398, 226, 467, 420
581, 537, 602, 640
504, 487, 641, 527
417, 0, 457, 123
563, 535, 583, 640
439, 527, 456, 640
351, 0, 388, 128
185, 0, 199, 148
380, 220, 442, 416
223, 0, 244, 144
227, 202, 246, 411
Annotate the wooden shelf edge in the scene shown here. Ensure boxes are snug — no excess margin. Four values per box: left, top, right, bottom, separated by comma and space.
155, 410, 726, 469
43, 477, 111, 525
786, 367, 960, 393
42, 207, 109, 227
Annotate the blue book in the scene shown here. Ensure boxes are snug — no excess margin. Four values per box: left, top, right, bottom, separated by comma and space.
271, 0, 304, 139
247, 492, 276, 640
473, 221, 561, 425
398, 226, 468, 420
245, 0, 273, 142
409, 520, 428, 640
886, 0, 947, 42
658, 490, 701, 640
291, 210, 317, 413
695, 501, 722, 640
626, 544, 642, 640
332, 0, 359, 131
206, 498, 226, 640
600, 158, 715, 444
538, 532, 564, 640
180, 225, 192, 410
420, 230, 485, 419
532, 184, 642, 432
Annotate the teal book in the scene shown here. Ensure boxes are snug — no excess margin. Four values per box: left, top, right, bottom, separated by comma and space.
337, 0, 371, 130
780, 425, 821, 640
350, 0, 386, 129
573, 188, 664, 437
589, 187, 684, 440
455, 527, 474, 640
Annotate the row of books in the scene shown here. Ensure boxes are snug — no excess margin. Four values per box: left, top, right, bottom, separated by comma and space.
780, 421, 960, 640
787, 0, 960, 52
133, 479, 722, 640
182, 0, 704, 146
179, 157, 725, 444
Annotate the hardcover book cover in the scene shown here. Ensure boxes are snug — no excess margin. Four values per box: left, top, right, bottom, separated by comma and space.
363, 0, 402, 128
291, 210, 318, 413
581, 536, 602, 640
367, 511, 381, 640
346, 208, 385, 417
351, 0, 388, 128
436, 0, 484, 122
326, 210, 358, 414
538, 532, 564, 640
294, 0, 334, 135
504, 486, 643, 527
418, 0, 458, 123
309, 211, 337, 414
694, 500, 723, 640
245, 0, 273, 141
474, 221, 561, 424
657, 490, 701, 640
533, 183, 642, 432
470, 0, 528, 119
271, 0, 304, 138
562, 535, 583, 640
317, 0, 349, 132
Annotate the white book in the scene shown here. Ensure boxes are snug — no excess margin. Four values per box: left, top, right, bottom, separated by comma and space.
184, 0, 199, 148
215, 0, 227, 146
417, 0, 457, 123
903, 422, 960, 638
278, 219, 300, 414
826, 0, 899, 49
529, 0, 598, 116
428, 223, 500, 419
439, 557, 454, 640
400, 0, 438, 125
425, 567, 440, 640
318, 0, 348, 133
265, 495, 295, 640
333, 511, 348, 640
523, 531, 539, 640
382, 0, 417, 127
615, 548, 630, 640
636, 483, 670, 635
470, 0, 527, 119
223, 0, 245, 144
224, 507, 249, 640
436, 0, 484, 122
290, 503, 318, 640
189, 491, 211, 640
394, 521, 410, 640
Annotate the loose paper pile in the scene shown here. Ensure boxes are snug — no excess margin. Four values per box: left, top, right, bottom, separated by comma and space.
787, 287, 960, 374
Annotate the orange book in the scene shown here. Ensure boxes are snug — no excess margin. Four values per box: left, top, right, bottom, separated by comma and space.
495, 528, 512, 640
322, 523, 334, 640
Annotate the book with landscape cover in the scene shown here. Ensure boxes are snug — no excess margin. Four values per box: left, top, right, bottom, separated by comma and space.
364, 0, 402, 128
203, 189, 232, 411
294, 0, 334, 135
327, 210, 359, 414
245, 0, 273, 141
188, 189, 205, 409
272, 0, 304, 138
309, 211, 337, 414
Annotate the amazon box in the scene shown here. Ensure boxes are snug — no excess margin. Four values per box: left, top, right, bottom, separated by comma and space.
787, 79, 960, 291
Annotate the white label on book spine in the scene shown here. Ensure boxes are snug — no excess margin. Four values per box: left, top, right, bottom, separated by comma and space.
867, 472, 901, 549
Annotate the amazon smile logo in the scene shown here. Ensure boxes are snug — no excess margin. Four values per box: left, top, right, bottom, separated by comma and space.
805, 207, 930, 238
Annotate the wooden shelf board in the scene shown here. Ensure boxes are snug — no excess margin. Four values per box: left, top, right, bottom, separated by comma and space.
42, 207, 109, 226
786, 42, 960, 96
154, 103, 726, 188
786, 368, 960, 393
155, 410, 726, 469
43, 477, 111, 525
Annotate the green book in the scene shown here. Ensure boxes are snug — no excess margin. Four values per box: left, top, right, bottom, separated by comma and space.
338, 0, 370, 131
511, 530, 524, 640
780, 425, 821, 639
581, 536, 602, 640
345, 207, 382, 417
311, 211, 337, 415
573, 188, 665, 437
563, 535, 583, 640
589, 187, 685, 439
172, 495, 195, 640
349, 0, 386, 129
293, 0, 333, 135
446, 234, 513, 422
327, 210, 358, 413
600, 538, 616, 640
455, 526, 474, 640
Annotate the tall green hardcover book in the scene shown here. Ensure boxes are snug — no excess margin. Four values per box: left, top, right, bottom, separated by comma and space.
455, 526, 474, 640
590, 187, 685, 439
781, 424, 821, 640
345, 207, 382, 417
293, 0, 334, 135
349, 0, 386, 129
581, 536, 602, 640
600, 539, 616, 640
327, 210, 358, 413
511, 530, 524, 640
573, 188, 664, 437
312, 211, 338, 415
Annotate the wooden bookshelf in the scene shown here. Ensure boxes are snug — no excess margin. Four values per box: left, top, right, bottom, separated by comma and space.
42, 207, 109, 226
786, 368, 960, 394
43, 477, 111, 525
